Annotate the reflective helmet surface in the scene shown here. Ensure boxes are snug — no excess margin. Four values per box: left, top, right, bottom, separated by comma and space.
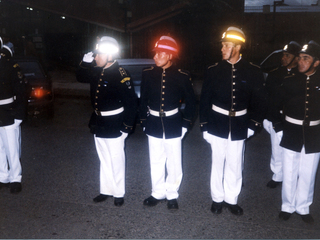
0, 45, 13, 59
221, 26, 246, 44
300, 40, 320, 59
153, 36, 178, 56
94, 36, 119, 55
283, 41, 301, 57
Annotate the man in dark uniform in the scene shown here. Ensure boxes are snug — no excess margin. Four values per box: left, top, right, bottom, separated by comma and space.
140, 35, 196, 210
0, 38, 27, 193
76, 36, 137, 207
264, 41, 301, 188
200, 27, 266, 215
272, 41, 320, 224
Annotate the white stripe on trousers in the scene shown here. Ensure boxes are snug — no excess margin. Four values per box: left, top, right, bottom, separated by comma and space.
0, 119, 22, 183
204, 132, 244, 204
147, 135, 182, 200
263, 119, 283, 182
281, 147, 320, 215
94, 134, 126, 198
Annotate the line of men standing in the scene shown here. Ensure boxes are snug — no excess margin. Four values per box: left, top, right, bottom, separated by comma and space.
76, 26, 320, 224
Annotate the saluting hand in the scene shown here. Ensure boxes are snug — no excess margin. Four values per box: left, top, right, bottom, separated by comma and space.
83, 51, 95, 63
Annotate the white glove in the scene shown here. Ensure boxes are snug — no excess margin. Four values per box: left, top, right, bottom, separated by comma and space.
181, 127, 187, 139
276, 131, 283, 142
121, 131, 128, 139
82, 51, 94, 63
247, 128, 254, 138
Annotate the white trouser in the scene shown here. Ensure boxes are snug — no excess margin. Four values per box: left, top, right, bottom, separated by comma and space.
147, 135, 182, 200
0, 119, 22, 183
94, 134, 126, 198
281, 146, 320, 215
263, 119, 283, 182
204, 132, 245, 205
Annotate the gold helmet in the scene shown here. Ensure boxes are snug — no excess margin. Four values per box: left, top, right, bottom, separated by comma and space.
221, 26, 246, 45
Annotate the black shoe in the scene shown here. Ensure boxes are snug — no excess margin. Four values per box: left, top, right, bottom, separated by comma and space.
279, 211, 292, 221
211, 201, 222, 214
143, 196, 160, 206
300, 214, 314, 224
224, 202, 243, 215
93, 194, 109, 203
0, 182, 10, 189
10, 182, 22, 194
114, 197, 124, 207
267, 180, 281, 188
167, 199, 179, 210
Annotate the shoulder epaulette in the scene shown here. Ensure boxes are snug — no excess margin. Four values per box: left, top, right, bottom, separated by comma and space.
208, 63, 218, 69
143, 66, 154, 71
249, 62, 261, 68
119, 67, 128, 77
269, 67, 279, 73
120, 77, 131, 83
13, 63, 20, 68
178, 69, 189, 76
284, 74, 295, 79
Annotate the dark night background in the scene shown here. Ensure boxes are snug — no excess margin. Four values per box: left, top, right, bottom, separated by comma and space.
1, 0, 320, 76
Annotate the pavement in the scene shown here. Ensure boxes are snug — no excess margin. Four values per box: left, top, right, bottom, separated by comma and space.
0, 67, 320, 239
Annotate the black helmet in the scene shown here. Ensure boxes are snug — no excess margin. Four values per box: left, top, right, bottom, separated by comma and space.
300, 40, 320, 60
0, 45, 13, 60
283, 41, 301, 57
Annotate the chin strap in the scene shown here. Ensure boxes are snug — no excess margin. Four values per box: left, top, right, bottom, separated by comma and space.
286, 57, 295, 68
228, 47, 234, 61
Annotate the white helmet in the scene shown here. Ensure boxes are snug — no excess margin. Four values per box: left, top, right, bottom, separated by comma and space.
94, 36, 119, 56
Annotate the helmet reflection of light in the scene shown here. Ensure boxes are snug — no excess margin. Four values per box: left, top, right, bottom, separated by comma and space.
96, 43, 119, 55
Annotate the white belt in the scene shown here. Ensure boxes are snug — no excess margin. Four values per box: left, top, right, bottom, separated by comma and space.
212, 104, 247, 117
0, 97, 14, 105
149, 108, 179, 117
285, 115, 320, 126
95, 107, 124, 116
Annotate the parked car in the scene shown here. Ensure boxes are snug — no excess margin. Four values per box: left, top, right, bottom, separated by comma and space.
260, 49, 283, 79
117, 58, 155, 98
13, 57, 54, 118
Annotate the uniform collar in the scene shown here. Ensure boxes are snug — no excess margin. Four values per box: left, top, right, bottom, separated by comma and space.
227, 55, 242, 65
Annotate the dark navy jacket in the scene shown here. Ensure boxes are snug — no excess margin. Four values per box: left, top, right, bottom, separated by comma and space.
0, 59, 27, 127
199, 58, 267, 140
265, 66, 300, 122
76, 60, 138, 138
139, 65, 196, 139
272, 69, 320, 153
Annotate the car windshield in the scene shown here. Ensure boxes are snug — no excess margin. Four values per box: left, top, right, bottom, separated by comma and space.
17, 61, 45, 79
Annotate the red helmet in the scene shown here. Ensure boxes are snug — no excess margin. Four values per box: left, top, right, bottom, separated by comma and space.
153, 36, 178, 56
